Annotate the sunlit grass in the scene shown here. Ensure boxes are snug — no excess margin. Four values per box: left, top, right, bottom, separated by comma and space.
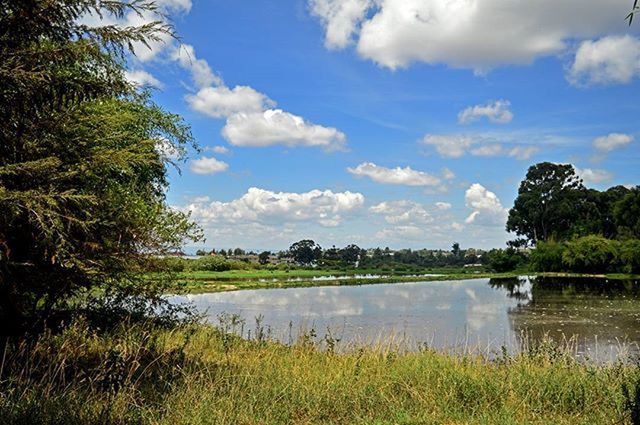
1, 319, 639, 424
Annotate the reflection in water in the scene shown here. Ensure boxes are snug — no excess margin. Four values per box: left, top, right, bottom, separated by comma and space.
169, 277, 640, 362
491, 276, 640, 362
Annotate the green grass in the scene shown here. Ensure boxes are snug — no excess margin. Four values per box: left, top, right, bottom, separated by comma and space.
1, 319, 639, 424
161, 267, 640, 294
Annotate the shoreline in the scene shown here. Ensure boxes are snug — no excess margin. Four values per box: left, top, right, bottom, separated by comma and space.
167, 270, 640, 294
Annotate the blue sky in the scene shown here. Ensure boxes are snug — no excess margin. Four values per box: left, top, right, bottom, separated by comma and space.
111, 0, 639, 251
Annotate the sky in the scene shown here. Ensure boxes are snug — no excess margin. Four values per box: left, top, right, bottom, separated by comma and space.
107, 0, 639, 251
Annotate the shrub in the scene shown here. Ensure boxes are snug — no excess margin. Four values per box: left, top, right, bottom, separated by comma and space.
189, 256, 233, 272
617, 239, 640, 274
487, 248, 526, 272
530, 240, 565, 272
562, 235, 619, 273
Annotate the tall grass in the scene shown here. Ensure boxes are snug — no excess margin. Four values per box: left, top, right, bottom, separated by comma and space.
1, 318, 639, 424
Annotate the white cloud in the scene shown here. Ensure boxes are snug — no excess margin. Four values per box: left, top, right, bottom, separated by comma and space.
458, 100, 513, 124
124, 69, 163, 89
188, 156, 229, 175
347, 162, 442, 187
310, 0, 372, 49
370, 201, 433, 224
172, 44, 222, 88
174, 43, 348, 152
442, 167, 455, 180
464, 183, 507, 226
180, 187, 365, 227
507, 146, 540, 160
210, 146, 230, 155
568, 36, 640, 86
186, 85, 275, 118
575, 167, 614, 185
375, 225, 425, 241
222, 109, 347, 151
470, 144, 504, 157
421, 135, 475, 158
421, 134, 538, 160
435, 202, 452, 210
310, 0, 630, 72
593, 132, 634, 152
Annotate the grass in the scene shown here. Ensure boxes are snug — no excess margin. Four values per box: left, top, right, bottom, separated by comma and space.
165, 268, 640, 294
167, 267, 519, 293
1, 319, 639, 424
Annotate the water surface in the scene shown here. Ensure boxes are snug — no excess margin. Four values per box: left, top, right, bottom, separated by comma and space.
170, 276, 640, 361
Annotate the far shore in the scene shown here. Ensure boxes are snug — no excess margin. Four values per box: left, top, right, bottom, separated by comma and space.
163, 269, 640, 294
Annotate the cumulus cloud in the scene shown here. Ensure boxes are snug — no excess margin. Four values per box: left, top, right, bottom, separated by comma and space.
421, 134, 538, 160
175, 44, 348, 152
370, 201, 433, 224
309, 0, 630, 72
347, 162, 442, 187
575, 167, 614, 185
222, 110, 347, 151
464, 183, 507, 226
310, 0, 371, 49
458, 100, 513, 124
124, 70, 163, 88
186, 85, 275, 118
435, 202, 452, 210
188, 156, 229, 175
593, 132, 634, 152
568, 36, 640, 86
172, 44, 222, 88
180, 187, 365, 227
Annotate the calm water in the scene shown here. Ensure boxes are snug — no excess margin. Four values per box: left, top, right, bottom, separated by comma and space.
169, 276, 640, 361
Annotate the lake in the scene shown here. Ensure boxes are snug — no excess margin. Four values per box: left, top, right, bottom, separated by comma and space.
170, 276, 640, 362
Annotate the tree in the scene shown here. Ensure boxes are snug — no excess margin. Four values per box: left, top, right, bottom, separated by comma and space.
258, 251, 271, 265
0, 0, 200, 332
451, 242, 461, 257
506, 162, 586, 244
289, 240, 322, 265
339, 244, 361, 266
614, 187, 640, 239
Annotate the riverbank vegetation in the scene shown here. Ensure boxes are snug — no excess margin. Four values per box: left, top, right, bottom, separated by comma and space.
2, 318, 640, 424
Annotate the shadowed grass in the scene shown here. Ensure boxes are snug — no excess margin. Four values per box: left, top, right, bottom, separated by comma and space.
1, 319, 639, 424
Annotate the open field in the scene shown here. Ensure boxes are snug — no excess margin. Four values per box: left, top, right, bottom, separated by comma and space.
2, 320, 639, 424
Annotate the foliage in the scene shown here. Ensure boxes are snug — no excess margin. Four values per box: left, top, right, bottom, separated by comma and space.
258, 251, 271, 265
507, 162, 586, 244
187, 256, 252, 272
617, 239, 640, 274
289, 239, 322, 265
529, 240, 566, 272
486, 248, 526, 272
0, 0, 201, 333
561, 235, 619, 274
614, 187, 640, 239
1, 319, 638, 424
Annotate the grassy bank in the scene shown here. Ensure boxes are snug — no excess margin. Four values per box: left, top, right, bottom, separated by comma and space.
1, 320, 638, 424
166, 268, 640, 294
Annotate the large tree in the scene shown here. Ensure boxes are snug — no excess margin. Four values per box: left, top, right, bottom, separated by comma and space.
289, 240, 322, 265
506, 163, 586, 244
0, 0, 200, 332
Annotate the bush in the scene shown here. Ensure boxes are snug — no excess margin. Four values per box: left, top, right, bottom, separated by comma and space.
530, 240, 566, 272
617, 239, 640, 274
487, 248, 525, 272
189, 256, 233, 272
561, 235, 619, 273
